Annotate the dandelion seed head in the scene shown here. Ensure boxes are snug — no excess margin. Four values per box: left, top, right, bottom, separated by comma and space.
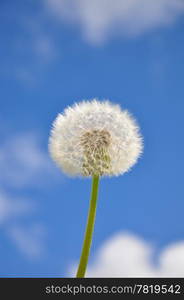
49, 99, 143, 177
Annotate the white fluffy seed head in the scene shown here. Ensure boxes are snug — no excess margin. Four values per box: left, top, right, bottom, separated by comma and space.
49, 99, 143, 177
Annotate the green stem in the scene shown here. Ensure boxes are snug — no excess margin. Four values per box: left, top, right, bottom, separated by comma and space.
76, 175, 100, 278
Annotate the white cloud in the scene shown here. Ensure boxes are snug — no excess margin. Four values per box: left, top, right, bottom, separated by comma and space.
15, 68, 36, 86
14, 34, 57, 86
45, 0, 184, 44
0, 5, 58, 85
8, 224, 45, 259
70, 232, 184, 277
0, 190, 34, 224
0, 130, 65, 259
0, 190, 44, 259
0, 132, 56, 258
24, 17, 58, 63
13, 34, 58, 88
33, 36, 57, 62
0, 132, 59, 188
159, 242, 184, 277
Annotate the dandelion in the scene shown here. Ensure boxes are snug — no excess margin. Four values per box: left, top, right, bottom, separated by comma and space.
49, 99, 143, 277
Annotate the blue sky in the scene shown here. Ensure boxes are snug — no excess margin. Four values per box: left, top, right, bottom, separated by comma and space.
1, 0, 184, 277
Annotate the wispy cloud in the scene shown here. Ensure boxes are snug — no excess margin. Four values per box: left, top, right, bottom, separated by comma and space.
70, 232, 184, 277
0, 190, 34, 225
0, 190, 44, 259
45, 0, 184, 44
0, 132, 60, 188
0, 131, 60, 258
8, 224, 46, 259
14, 34, 57, 86
0, 3, 58, 86
23, 16, 58, 63
33, 36, 57, 63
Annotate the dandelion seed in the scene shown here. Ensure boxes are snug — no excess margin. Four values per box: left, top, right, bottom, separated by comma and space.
49, 99, 143, 177
49, 99, 143, 278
